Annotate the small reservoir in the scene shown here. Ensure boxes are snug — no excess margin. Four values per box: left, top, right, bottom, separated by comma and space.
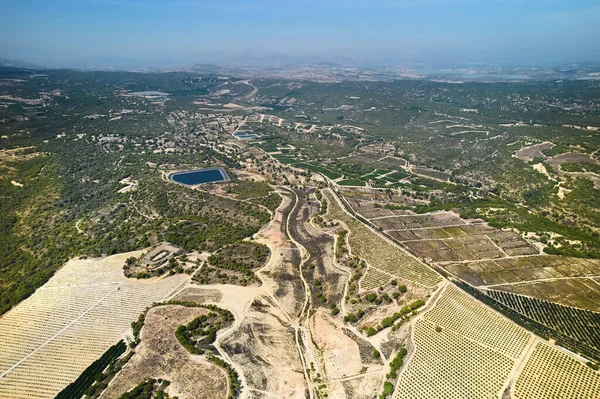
168, 167, 229, 186
234, 131, 258, 140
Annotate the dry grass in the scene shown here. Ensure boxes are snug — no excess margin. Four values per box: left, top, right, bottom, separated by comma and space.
102, 305, 227, 399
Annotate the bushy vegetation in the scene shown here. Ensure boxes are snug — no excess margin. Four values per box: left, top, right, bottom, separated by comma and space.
378, 347, 408, 398
194, 242, 270, 286
118, 378, 175, 399
206, 355, 242, 399
55, 340, 127, 399
131, 301, 234, 347
175, 311, 234, 355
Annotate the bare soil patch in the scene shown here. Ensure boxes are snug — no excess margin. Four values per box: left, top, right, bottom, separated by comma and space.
221, 296, 307, 399
102, 305, 227, 399
310, 310, 365, 380
514, 142, 553, 161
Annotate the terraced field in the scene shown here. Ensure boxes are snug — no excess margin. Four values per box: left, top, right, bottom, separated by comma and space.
515, 342, 600, 399
360, 267, 392, 290
323, 189, 442, 287
373, 214, 538, 263
0, 252, 187, 399
445, 255, 600, 287
394, 285, 531, 399
444, 256, 600, 312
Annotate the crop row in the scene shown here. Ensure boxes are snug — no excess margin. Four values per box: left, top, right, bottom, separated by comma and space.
455, 280, 600, 362
515, 342, 600, 399
55, 340, 126, 399
323, 189, 442, 287
0, 260, 187, 399
425, 285, 529, 359
487, 289, 600, 352
360, 267, 391, 290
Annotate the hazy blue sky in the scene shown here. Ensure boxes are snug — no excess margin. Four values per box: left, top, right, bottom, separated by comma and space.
1, 0, 599, 67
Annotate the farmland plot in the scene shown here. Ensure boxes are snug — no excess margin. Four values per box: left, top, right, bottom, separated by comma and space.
402, 236, 505, 262
323, 189, 442, 287
373, 212, 466, 231
394, 285, 530, 399
360, 267, 392, 290
487, 231, 539, 256
496, 278, 600, 312
485, 289, 600, 354
379, 217, 537, 263
514, 342, 600, 399
444, 255, 600, 287
0, 251, 187, 399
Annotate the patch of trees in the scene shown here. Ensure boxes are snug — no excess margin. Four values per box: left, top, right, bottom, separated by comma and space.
131, 301, 234, 348
164, 219, 260, 253
344, 309, 365, 323
336, 230, 349, 258
117, 378, 175, 399
206, 255, 257, 278
196, 242, 270, 286
55, 340, 127, 399
175, 312, 233, 355
379, 347, 408, 398
226, 180, 272, 199
251, 192, 282, 212
368, 299, 426, 336
206, 355, 242, 399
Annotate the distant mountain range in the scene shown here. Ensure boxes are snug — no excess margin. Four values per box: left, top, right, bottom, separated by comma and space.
0, 57, 45, 69
2, 56, 600, 83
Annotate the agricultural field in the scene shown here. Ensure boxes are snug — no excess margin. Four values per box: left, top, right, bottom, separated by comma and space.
345, 189, 540, 265
339, 154, 405, 171
338, 179, 366, 186
444, 255, 600, 293
360, 267, 392, 291
371, 212, 467, 231
294, 162, 343, 180
394, 285, 530, 399
0, 251, 187, 399
484, 289, 600, 355
323, 189, 442, 287
411, 167, 451, 181
493, 278, 600, 312
514, 342, 600, 399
